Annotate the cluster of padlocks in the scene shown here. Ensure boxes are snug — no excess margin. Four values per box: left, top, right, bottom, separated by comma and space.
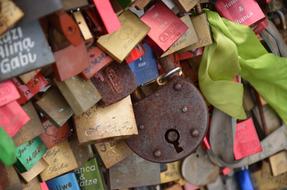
1, 0, 287, 189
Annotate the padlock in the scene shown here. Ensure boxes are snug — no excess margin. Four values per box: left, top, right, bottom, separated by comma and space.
72, 11, 94, 45
82, 7, 106, 37
0, 80, 20, 107
128, 43, 159, 86
13, 102, 44, 146
15, 137, 47, 173
81, 46, 113, 80
20, 159, 48, 183
161, 15, 198, 57
97, 10, 150, 63
61, 0, 88, 10
54, 76, 101, 116
40, 119, 71, 149
127, 56, 208, 163
74, 96, 138, 144
160, 162, 181, 184
5, 166, 23, 190
215, 0, 265, 26
75, 158, 105, 190
173, 0, 199, 12
40, 141, 78, 181
109, 153, 161, 189
140, 2, 188, 53
91, 62, 137, 106
19, 70, 40, 84
23, 177, 43, 190
0, 101, 30, 137
181, 147, 220, 186
46, 172, 81, 190
0, 0, 23, 36
0, 21, 55, 81
93, 140, 133, 168
36, 87, 73, 127
184, 4, 213, 50
14, 0, 62, 24
13, 72, 49, 105
48, 11, 89, 81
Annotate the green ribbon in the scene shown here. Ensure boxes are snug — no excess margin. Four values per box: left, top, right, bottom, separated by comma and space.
199, 10, 287, 124
0, 128, 16, 166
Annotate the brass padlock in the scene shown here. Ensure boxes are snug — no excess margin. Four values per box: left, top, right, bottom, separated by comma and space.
0, 0, 23, 35
91, 62, 137, 106
54, 76, 101, 116
97, 10, 150, 63
19, 70, 40, 84
36, 87, 73, 127
161, 15, 198, 57
40, 141, 78, 181
93, 140, 133, 168
13, 102, 44, 146
160, 161, 181, 184
127, 56, 208, 163
173, 0, 199, 12
20, 159, 48, 182
74, 96, 138, 144
109, 153, 161, 189
184, 4, 213, 50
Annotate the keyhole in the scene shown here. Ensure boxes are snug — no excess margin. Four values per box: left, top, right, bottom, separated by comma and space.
165, 129, 183, 153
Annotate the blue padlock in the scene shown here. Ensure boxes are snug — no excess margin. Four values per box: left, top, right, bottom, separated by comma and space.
235, 168, 254, 190
128, 43, 159, 86
46, 172, 80, 190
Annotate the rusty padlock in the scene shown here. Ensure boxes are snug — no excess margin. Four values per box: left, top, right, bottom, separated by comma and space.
127, 55, 208, 163
91, 62, 137, 106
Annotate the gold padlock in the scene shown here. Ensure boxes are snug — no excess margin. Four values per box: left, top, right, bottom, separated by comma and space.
160, 161, 182, 184
20, 159, 48, 182
74, 96, 138, 144
72, 11, 94, 45
173, 0, 199, 12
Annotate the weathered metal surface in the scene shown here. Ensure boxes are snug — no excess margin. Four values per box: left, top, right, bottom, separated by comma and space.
181, 147, 219, 186
109, 153, 161, 189
36, 87, 73, 127
127, 76, 208, 163
160, 161, 181, 184
91, 62, 137, 106
0, 21, 55, 81
61, 0, 88, 10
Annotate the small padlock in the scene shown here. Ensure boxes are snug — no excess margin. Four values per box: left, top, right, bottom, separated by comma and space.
74, 96, 138, 144
20, 159, 48, 183
127, 56, 208, 163
215, 0, 265, 26
184, 4, 213, 50
97, 10, 150, 63
0, 80, 20, 107
173, 0, 199, 12
81, 46, 113, 80
140, 2, 188, 53
91, 62, 137, 106
13, 102, 44, 146
36, 87, 73, 127
54, 76, 101, 116
93, 140, 133, 168
0, 21, 55, 81
109, 153, 161, 189
15, 137, 47, 172
75, 158, 105, 190
160, 161, 181, 184
19, 70, 40, 84
161, 15, 198, 57
40, 141, 78, 181
128, 43, 159, 86
0, 0, 23, 35
46, 172, 81, 190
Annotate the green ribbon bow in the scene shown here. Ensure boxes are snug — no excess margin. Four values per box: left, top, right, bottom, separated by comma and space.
0, 128, 16, 166
199, 10, 287, 124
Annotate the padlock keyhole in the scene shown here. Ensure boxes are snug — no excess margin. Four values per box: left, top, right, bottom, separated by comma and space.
165, 129, 183, 153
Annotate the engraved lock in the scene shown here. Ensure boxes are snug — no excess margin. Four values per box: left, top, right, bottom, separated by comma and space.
215, 0, 265, 26
41, 141, 78, 181
127, 56, 209, 163
91, 62, 137, 106
109, 153, 161, 189
46, 172, 81, 190
0, 21, 55, 81
54, 76, 101, 116
140, 2, 188, 53
184, 3, 213, 50
97, 10, 149, 63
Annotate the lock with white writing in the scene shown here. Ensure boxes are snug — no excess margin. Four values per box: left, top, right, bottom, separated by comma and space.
127, 55, 209, 163
46, 172, 81, 190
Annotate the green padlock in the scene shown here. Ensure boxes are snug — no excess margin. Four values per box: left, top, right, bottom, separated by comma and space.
0, 128, 16, 166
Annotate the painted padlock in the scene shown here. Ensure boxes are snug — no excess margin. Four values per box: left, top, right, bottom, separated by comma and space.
127, 55, 208, 163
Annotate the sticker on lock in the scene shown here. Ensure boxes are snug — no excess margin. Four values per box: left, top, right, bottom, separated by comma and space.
127, 76, 208, 163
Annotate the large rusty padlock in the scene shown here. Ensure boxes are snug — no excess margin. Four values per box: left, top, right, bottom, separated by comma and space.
127, 55, 208, 163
